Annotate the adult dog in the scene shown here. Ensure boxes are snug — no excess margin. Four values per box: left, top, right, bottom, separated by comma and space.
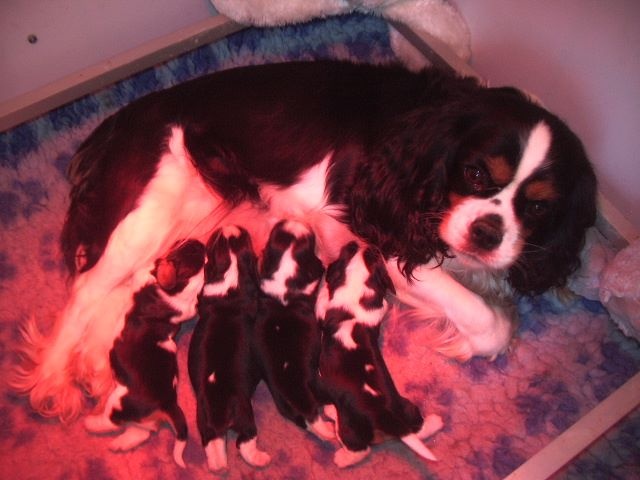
14, 60, 597, 421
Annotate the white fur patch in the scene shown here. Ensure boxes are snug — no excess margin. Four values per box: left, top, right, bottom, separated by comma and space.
261, 245, 297, 305
205, 438, 228, 472
157, 337, 177, 353
238, 437, 271, 467
363, 383, 380, 397
202, 253, 239, 297
208, 371, 216, 383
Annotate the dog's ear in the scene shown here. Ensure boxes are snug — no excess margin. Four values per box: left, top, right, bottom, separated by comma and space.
261, 220, 294, 279
325, 242, 359, 297
363, 247, 395, 295
204, 229, 232, 284
229, 227, 259, 282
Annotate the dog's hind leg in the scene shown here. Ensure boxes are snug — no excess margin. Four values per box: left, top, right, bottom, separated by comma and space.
235, 400, 271, 468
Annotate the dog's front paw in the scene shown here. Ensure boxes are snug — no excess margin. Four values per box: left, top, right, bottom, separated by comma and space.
333, 446, 370, 468
205, 438, 228, 472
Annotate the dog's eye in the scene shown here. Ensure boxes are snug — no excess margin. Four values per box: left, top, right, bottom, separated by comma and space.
526, 201, 549, 218
464, 165, 490, 193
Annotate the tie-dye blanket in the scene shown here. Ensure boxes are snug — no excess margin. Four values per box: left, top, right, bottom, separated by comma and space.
1, 13, 638, 480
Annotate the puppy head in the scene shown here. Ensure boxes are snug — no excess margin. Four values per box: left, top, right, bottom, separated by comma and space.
436, 86, 597, 294
260, 219, 324, 304
319, 241, 394, 325
153, 239, 205, 294
201, 225, 257, 296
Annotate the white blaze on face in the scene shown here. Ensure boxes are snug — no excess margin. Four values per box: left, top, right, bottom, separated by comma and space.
439, 121, 552, 269
202, 251, 239, 297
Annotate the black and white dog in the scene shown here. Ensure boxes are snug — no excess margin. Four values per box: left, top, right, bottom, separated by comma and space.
254, 220, 333, 440
16, 60, 598, 421
316, 242, 443, 467
188, 225, 270, 472
84, 239, 205, 468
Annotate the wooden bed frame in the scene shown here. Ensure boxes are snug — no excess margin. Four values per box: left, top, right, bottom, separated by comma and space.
0, 13, 637, 480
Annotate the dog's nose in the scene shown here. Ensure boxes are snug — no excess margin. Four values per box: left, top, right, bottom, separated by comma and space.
469, 214, 504, 251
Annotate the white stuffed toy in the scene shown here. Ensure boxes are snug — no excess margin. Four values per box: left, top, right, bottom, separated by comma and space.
209, 0, 471, 70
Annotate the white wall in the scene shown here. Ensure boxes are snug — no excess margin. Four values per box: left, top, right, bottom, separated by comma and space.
2, 0, 638, 229
0, 0, 213, 102
454, 0, 640, 230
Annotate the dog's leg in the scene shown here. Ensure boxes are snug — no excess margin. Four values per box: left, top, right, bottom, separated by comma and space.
109, 423, 155, 451
388, 260, 514, 360
205, 438, 228, 472
238, 437, 271, 468
20, 128, 223, 420
84, 384, 128, 433
306, 415, 335, 440
416, 413, 444, 440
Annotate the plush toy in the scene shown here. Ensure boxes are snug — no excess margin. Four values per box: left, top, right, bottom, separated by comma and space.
209, 0, 471, 70
599, 239, 640, 341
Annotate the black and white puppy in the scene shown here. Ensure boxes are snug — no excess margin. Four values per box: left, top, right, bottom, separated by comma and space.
188, 225, 270, 472
84, 239, 205, 468
316, 241, 443, 467
255, 220, 334, 440
18, 60, 598, 421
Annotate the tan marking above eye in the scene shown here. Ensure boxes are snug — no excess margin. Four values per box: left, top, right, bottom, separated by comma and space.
485, 156, 514, 185
525, 180, 559, 201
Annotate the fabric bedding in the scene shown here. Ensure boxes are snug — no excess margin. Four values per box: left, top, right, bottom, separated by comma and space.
1, 13, 638, 480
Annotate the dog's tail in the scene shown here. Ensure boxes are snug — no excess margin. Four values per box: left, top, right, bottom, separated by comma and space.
9, 315, 85, 423
400, 433, 438, 462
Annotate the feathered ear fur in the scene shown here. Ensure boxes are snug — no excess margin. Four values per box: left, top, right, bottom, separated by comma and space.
260, 221, 295, 280
288, 229, 324, 292
204, 230, 232, 284
325, 241, 359, 298
227, 226, 259, 284
363, 247, 396, 296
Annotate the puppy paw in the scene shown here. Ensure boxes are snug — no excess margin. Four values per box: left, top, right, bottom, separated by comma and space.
323, 404, 338, 422
239, 437, 271, 468
417, 414, 444, 439
205, 438, 228, 472
84, 414, 119, 434
109, 425, 151, 451
307, 416, 335, 440
333, 446, 370, 468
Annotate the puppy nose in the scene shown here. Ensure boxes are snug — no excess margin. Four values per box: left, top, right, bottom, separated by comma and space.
470, 214, 504, 251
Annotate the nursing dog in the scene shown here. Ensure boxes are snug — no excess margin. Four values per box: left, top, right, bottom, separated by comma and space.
316, 241, 443, 467
84, 239, 205, 468
255, 220, 334, 440
188, 225, 270, 472
15, 60, 597, 421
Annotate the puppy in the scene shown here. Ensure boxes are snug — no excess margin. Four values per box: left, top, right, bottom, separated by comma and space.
188, 225, 270, 472
254, 220, 333, 440
316, 241, 443, 467
84, 239, 205, 468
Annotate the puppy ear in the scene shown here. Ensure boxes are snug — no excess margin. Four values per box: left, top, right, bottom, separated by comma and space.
325, 242, 359, 296
261, 221, 293, 278
204, 229, 232, 283
363, 247, 395, 295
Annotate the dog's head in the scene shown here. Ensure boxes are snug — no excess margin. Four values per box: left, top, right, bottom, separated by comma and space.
153, 239, 205, 294
354, 77, 597, 295
201, 225, 258, 297
437, 87, 597, 294
260, 220, 324, 304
